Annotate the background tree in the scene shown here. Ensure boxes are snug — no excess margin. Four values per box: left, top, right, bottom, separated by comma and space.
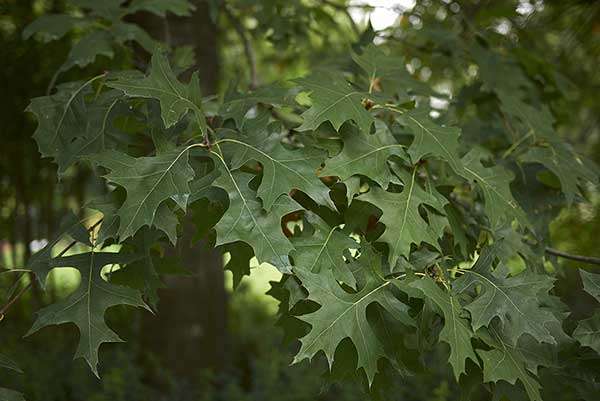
1, 1, 599, 401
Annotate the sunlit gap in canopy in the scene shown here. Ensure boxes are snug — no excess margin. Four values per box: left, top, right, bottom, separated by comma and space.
349, 0, 416, 31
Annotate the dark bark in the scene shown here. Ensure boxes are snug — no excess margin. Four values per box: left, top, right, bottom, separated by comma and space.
132, 0, 228, 386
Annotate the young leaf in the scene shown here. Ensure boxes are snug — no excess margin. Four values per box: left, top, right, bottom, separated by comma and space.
408, 276, 478, 380
26, 251, 149, 376
89, 148, 195, 240
293, 249, 413, 385
211, 167, 301, 273
107, 51, 207, 134
361, 168, 446, 267
294, 71, 373, 134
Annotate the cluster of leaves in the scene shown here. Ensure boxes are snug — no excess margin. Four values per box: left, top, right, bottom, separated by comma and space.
7, 0, 600, 400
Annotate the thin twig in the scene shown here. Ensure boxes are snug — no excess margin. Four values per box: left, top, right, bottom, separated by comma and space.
223, 4, 258, 89
545, 248, 600, 266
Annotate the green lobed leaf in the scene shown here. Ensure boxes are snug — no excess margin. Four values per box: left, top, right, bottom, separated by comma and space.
573, 311, 600, 355
294, 71, 373, 134
291, 213, 357, 288
221, 83, 291, 128
61, 30, 115, 71
107, 51, 207, 134
477, 330, 544, 401
23, 14, 89, 43
320, 120, 408, 189
461, 148, 531, 231
211, 166, 301, 273
401, 108, 464, 175
219, 112, 334, 210
293, 247, 413, 385
581, 270, 600, 303
407, 276, 479, 380
522, 143, 598, 203
453, 248, 558, 345
88, 148, 195, 241
27, 77, 116, 175
361, 167, 446, 267
352, 44, 434, 97
26, 251, 149, 376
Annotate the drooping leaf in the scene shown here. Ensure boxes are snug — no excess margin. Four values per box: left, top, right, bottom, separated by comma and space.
107, 51, 207, 134
26, 251, 149, 376
219, 113, 333, 210
408, 276, 478, 380
361, 167, 446, 267
293, 247, 413, 384
291, 213, 357, 288
461, 148, 531, 231
294, 71, 373, 134
453, 248, 558, 345
211, 166, 301, 273
88, 148, 195, 240
320, 120, 408, 188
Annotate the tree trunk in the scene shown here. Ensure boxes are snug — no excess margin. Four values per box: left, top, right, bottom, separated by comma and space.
133, 0, 228, 388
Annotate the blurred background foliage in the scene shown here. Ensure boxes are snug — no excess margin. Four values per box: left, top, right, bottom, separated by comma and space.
1, 0, 599, 400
